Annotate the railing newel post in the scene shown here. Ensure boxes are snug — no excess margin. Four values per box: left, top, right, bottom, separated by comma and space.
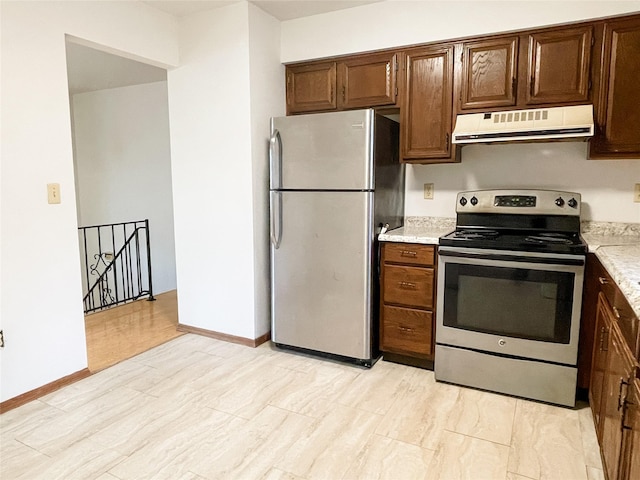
145, 219, 155, 302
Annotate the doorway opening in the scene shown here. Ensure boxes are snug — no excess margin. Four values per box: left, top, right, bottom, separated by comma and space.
65, 38, 180, 371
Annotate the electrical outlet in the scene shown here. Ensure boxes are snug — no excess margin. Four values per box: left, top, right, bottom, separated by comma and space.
423, 183, 434, 200
634, 183, 640, 203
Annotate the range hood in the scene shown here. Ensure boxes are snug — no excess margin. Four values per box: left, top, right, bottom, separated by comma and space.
452, 105, 594, 144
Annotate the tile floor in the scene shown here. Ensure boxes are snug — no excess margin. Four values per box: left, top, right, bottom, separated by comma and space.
1, 334, 604, 480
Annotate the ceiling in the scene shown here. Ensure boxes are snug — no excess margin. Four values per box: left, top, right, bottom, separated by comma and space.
67, 0, 383, 94
142, 1, 384, 20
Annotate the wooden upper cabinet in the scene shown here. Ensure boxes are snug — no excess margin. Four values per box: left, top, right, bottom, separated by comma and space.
337, 52, 398, 109
286, 62, 337, 114
286, 52, 398, 115
401, 45, 456, 162
590, 16, 640, 159
460, 37, 519, 110
525, 26, 593, 105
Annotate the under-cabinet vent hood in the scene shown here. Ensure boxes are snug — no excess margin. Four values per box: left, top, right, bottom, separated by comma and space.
452, 105, 594, 144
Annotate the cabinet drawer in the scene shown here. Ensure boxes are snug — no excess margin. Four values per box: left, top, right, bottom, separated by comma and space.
383, 243, 435, 266
383, 265, 434, 308
598, 271, 640, 358
382, 305, 433, 355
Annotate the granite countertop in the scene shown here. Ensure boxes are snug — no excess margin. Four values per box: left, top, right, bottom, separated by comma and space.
594, 244, 640, 318
379, 217, 640, 318
378, 216, 455, 244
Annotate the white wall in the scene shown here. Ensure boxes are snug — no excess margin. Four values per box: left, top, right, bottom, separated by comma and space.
407, 143, 640, 222
281, 1, 640, 224
281, 1, 640, 62
0, 0, 178, 402
248, 4, 285, 337
72, 81, 177, 295
168, 2, 280, 340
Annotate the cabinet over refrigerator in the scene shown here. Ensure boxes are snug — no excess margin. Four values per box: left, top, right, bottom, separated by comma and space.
269, 109, 404, 366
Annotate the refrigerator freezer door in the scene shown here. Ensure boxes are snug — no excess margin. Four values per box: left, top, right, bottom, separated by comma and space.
271, 190, 374, 360
271, 110, 375, 191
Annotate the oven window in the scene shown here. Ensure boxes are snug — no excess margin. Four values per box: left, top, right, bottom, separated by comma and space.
443, 263, 574, 343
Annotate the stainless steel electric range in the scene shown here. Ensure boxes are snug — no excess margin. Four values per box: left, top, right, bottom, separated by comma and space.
435, 189, 588, 407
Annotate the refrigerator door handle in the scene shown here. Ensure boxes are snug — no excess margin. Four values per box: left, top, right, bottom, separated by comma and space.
270, 191, 283, 249
269, 129, 282, 189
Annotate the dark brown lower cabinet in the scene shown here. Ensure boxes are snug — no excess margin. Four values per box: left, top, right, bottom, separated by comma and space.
590, 290, 639, 480
621, 378, 640, 480
379, 243, 436, 366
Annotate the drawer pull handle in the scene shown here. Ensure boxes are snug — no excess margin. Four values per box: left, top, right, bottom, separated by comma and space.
618, 379, 630, 411
398, 326, 414, 333
612, 306, 621, 320
401, 250, 418, 257
598, 276, 609, 285
399, 281, 417, 289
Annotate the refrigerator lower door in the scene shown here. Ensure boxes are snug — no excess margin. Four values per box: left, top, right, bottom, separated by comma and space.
271, 190, 374, 361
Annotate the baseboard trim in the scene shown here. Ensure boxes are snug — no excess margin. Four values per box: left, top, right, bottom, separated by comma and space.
0, 368, 92, 414
177, 324, 271, 348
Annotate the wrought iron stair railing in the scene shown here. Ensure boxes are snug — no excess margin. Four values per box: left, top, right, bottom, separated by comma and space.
79, 220, 155, 313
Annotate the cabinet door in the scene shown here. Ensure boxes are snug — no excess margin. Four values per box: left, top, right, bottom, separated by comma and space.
579, 254, 606, 391
525, 26, 592, 105
600, 322, 636, 480
590, 293, 610, 436
621, 380, 640, 480
338, 52, 397, 109
460, 37, 518, 110
590, 16, 640, 158
401, 46, 455, 161
286, 62, 337, 114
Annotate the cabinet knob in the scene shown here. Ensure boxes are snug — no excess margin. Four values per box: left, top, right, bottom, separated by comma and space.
598, 276, 608, 285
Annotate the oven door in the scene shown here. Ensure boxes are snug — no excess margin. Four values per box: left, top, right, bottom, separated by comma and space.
436, 246, 585, 366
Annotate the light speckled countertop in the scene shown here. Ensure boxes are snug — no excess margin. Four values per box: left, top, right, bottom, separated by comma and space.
379, 217, 640, 318
378, 216, 455, 244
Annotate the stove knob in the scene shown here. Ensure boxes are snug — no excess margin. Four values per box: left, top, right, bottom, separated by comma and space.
470, 196, 478, 206
459, 196, 468, 206
568, 198, 578, 208
555, 197, 565, 207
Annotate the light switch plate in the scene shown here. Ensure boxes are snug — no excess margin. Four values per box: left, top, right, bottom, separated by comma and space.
634, 183, 640, 203
47, 183, 61, 204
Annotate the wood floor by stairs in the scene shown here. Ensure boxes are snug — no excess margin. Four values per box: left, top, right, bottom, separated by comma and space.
84, 289, 183, 372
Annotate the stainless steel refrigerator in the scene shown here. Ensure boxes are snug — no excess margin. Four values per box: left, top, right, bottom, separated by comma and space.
269, 109, 404, 366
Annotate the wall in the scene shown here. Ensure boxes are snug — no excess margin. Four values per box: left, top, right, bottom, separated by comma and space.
72, 81, 177, 295
0, 0, 178, 402
280, 1, 640, 224
281, 1, 640, 62
168, 2, 282, 340
248, 3, 285, 337
407, 143, 640, 222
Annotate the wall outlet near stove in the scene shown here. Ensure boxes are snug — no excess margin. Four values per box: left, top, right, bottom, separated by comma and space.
423, 183, 434, 200
634, 183, 640, 203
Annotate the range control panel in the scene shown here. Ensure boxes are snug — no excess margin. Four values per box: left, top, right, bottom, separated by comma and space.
456, 189, 581, 216
494, 195, 537, 208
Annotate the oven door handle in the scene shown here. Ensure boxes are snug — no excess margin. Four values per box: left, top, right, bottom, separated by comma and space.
438, 247, 585, 266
